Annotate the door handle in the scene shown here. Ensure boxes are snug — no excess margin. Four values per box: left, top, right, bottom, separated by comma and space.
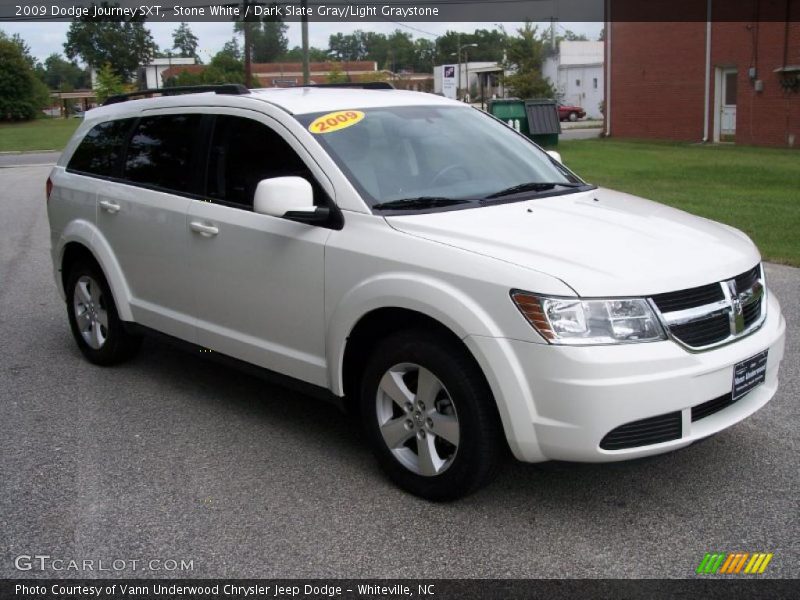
99, 200, 120, 214
189, 221, 219, 236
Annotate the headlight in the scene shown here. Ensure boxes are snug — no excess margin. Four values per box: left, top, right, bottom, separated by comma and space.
511, 291, 667, 345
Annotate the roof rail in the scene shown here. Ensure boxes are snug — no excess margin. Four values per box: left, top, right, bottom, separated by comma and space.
299, 82, 395, 90
103, 84, 250, 106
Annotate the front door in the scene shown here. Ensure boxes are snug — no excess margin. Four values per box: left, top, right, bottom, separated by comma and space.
718, 68, 737, 141
187, 114, 331, 387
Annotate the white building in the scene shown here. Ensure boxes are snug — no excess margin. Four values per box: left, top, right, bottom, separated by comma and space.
543, 41, 604, 118
434, 62, 512, 101
141, 57, 197, 89
90, 57, 197, 89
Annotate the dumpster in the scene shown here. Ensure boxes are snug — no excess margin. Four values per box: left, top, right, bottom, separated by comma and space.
488, 98, 529, 136
488, 98, 561, 147
524, 98, 561, 147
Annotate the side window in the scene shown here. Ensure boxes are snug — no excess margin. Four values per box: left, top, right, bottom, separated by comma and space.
67, 119, 133, 177
206, 115, 316, 209
123, 114, 202, 193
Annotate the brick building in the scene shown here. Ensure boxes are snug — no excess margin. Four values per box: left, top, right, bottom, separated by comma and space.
161, 61, 378, 88
605, 2, 800, 148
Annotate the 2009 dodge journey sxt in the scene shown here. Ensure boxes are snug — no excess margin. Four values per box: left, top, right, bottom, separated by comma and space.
47, 85, 786, 499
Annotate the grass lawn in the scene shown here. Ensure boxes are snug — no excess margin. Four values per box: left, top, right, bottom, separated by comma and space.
559, 138, 800, 267
0, 118, 81, 153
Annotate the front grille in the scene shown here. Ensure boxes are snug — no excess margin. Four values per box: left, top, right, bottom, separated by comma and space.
670, 313, 731, 347
652, 283, 725, 313
692, 393, 735, 421
600, 412, 682, 450
735, 265, 760, 292
743, 296, 762, 328
651, 264, 764, 350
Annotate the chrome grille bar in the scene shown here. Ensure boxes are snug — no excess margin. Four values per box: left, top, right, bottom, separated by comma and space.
649, 264, 767, 351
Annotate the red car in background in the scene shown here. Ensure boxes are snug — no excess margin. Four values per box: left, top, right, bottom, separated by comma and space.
558, 104, 586, 121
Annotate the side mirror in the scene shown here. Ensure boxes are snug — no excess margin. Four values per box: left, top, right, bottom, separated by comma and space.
254, 176, 315, 218
546, 150, 563, 164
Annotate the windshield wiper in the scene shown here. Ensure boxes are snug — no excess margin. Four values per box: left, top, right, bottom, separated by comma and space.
372, 197, 472, 211
483, 181, 587, 200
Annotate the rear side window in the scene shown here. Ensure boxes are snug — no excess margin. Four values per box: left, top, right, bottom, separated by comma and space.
206, 115, 312, 208
123, 114, 202, 193
67, 119, 133, 177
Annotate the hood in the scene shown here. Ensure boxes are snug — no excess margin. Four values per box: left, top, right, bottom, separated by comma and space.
385, 187, 760, 297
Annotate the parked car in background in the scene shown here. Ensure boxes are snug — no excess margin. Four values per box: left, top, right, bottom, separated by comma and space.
558, 104, 586, 121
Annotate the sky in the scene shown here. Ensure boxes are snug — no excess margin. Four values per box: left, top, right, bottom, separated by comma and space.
0, 20, 603, 64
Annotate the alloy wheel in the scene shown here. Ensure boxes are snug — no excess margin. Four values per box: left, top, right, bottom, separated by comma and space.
375, 362, 460, 476
72, 275, 108, 350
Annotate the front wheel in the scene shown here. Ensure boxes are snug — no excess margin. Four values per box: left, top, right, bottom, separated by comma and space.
568, 111, 579, 122
360, 330, 504, 500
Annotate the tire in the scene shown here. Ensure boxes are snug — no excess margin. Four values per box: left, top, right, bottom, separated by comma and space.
568, 111, 578, 122
360, 329, 504, 500
65, 261, 141, 365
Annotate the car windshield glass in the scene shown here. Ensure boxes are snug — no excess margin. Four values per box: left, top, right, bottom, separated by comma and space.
295, 105, 583, 210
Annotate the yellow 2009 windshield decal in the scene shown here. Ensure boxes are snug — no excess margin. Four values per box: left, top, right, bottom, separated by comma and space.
309, 110, 365, 134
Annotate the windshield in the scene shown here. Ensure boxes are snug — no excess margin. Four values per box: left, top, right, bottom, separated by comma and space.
296, 105, 585, 211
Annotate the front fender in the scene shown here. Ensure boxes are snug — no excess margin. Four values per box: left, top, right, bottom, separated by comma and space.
326, 272, 504, 396
56, 220, 134, 321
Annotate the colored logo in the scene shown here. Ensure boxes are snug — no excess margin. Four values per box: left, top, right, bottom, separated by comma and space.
696, 552, 774, 574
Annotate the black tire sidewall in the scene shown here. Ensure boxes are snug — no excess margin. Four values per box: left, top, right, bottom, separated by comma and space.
360, 330, 502, 500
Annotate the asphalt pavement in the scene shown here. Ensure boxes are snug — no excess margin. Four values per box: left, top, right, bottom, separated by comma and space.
0, 151, 59, 168
1, 165, 797, 579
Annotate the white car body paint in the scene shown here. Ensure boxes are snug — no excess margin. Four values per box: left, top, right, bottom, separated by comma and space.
48, 87, 785, 464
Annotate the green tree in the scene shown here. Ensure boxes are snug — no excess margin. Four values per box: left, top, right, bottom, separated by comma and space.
221, 37, 242, 61
234, 11, 288, 63
282, 45, 329, 62
10, 32, 37, 68
326, 63, 348, 84
172, 22, 199, 59
64, 4, 154, 80
436, 29, 508, 65
384, 31, 416, 72
93, 63, 126, 103
329, 32, 365, 61
502, 22, 554, 99
162, 46, 244, 87
0, 31, 50, 120
209, 45, 244, 78
40, 54, 90, 90
412, 38, 436, 72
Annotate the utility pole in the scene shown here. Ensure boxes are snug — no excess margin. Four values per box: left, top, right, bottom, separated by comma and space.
243, 0, 253, 88
456, 33, 461, 100
301, 0, 310, 84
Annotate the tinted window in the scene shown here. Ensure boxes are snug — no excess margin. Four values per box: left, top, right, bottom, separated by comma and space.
67, 119, 133, 176
124, 114, 202, 192
207, 115, 313, 208
296, 106, 578, 206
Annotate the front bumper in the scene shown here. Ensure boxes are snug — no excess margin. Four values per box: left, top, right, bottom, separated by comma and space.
465, 292, 786, 463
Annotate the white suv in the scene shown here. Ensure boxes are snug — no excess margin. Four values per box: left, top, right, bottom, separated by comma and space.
47, 85, 786, 499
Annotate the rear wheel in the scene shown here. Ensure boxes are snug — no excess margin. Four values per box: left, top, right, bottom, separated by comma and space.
66, 261, 141, 365
360, 330, 504, 500
568, 111, 579, 122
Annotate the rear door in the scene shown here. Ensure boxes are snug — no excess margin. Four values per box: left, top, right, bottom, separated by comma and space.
96, 112, 203, 341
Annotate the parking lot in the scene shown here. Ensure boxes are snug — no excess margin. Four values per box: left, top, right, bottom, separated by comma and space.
1, 164, 797, 578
